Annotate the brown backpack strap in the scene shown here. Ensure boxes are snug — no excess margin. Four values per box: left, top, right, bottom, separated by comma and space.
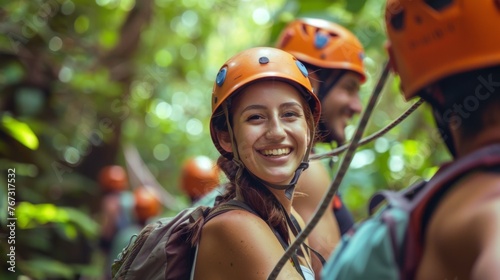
204, 199, 257, 222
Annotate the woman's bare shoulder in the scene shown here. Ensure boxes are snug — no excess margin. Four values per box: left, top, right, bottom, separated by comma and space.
202, 208, 272, 239
195, 209, 298, 280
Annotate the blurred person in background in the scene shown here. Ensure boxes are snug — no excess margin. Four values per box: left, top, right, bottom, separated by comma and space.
179, 155, 221, 204
97, 166, 161, 279
276, 18, 367, 274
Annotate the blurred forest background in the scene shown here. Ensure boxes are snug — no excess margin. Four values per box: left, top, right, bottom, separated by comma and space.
0, 0, 451, 279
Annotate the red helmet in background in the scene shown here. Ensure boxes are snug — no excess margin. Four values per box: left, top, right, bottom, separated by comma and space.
133, 186, 161, 222
180, 156, 220, 201
98, 165, 128, 192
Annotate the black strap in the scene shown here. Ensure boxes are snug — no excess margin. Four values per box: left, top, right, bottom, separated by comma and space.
289, 214, 326, 265
273, 225, 306, 279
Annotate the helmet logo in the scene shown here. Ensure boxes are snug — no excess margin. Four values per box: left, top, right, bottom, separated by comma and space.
296, 60, 308, 77
216, 67, 227, 87
259, 56, 270, 64
314, 33, 329, 49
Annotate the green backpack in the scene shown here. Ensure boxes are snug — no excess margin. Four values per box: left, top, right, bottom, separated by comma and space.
321, 144, 500, 280
111, 200, 254, 280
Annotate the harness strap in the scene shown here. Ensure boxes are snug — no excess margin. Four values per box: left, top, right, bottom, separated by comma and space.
404, 143, 500, 279
289, 214, 326, 265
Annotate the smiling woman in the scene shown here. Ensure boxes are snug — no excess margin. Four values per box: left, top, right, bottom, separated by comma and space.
223, 80, 310, 186
186, 47, 321, 280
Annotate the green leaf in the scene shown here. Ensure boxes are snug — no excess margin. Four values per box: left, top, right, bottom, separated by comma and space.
1, 115, 39, 150
345, 0, 367, 13
17, 202, 99, 238
20, 258, 74, 279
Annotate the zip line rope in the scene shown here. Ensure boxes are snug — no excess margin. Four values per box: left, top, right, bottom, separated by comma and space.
310, 98, 424, 160
267, 61, 391, 280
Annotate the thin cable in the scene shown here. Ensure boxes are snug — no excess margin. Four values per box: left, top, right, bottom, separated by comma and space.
310, 98, 424, 160
266, 61, 391, 280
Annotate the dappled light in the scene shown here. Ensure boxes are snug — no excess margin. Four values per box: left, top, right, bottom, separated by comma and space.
0, 0, 451, 279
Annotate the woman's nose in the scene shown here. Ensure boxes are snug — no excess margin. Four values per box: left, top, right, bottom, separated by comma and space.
265, 119, 286, 140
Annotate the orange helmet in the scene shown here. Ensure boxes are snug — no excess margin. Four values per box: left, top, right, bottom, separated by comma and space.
180, 156, 220, 200
276, 18, 366, 83
98, 165, 128, 192
133, 186, 161, 221
385, 0, 500, 100
210, 47, 321, 158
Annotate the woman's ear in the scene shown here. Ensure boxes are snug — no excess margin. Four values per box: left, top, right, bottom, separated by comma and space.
216, 130, 233, 153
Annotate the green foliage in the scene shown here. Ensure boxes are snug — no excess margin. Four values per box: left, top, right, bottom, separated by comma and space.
0, 115, 39, 150
16, 202, 99, 238
0, 0, 453, 278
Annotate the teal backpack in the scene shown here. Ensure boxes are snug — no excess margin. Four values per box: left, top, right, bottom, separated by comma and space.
321, 144, 500, 280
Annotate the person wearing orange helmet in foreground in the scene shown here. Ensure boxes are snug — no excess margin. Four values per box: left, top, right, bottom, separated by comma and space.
190, 47, 321, 279
384, 1, 500, 279
322, 1, 500, 279
276, 17, 366, 272
180, 156, 221, 203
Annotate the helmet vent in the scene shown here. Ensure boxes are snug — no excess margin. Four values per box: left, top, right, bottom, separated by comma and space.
300, 23, 308, 34
390, 10, 405, 31
424, 0, 453, 11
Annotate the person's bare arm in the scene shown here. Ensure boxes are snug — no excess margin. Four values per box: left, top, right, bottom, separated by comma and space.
294, 160, 340, 279
195, 209, 304, 280
471, 195, 500, 280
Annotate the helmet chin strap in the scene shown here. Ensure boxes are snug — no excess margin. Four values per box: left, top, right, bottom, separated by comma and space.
223, 104, 314, 200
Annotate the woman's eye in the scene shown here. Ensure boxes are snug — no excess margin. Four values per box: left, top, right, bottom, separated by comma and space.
283, 111, 300, 118
246, 114, 263, 121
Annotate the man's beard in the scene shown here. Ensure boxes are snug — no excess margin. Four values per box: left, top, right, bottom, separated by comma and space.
317, 120, 344, 146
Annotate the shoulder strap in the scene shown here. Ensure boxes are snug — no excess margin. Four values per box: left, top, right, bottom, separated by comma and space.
403, 143, 500, 279
203, 199, 307, 279
205, 199, 257, 221
191, 200, 259, 280
368, 179, 427, 216
412, 144, 500, 238
289, 214, 326, 265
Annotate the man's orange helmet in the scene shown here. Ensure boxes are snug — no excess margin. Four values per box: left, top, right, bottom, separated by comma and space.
210, 47, 321, 159
98, 165, 128, 192
133, 186, 161, 222
276, 18, 366, 83
385, 0, 500, 100
180, 156, 220, 201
